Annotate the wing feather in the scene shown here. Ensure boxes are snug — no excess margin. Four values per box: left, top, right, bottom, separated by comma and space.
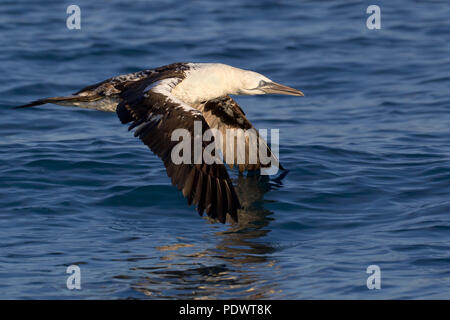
116, 77, 241, 223
196, 95, 284, 172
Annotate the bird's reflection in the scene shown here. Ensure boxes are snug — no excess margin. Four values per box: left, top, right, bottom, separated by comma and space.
130, 171, 288, 299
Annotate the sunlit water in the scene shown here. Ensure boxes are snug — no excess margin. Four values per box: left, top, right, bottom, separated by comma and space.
0, 0, 449, 299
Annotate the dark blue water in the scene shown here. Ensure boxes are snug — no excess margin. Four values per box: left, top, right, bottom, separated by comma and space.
1, 0, 449, 299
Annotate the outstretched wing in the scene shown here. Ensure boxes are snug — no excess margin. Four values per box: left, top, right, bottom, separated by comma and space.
15, 63, 191, 111
74, 63, 191, 98
116, 77, 241, 223
196, 95, 284, 172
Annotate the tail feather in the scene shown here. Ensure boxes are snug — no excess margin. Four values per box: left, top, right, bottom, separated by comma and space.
14, 99, 49, 108
14, 95, 100, 109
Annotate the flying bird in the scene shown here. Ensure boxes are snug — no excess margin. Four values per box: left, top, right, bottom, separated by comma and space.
15, 63, 304, 223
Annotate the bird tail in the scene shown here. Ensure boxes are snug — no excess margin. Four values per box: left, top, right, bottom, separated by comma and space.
14, 95, 100, 109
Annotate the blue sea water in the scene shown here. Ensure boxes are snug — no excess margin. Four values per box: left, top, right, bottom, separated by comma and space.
0, 0, 449, 299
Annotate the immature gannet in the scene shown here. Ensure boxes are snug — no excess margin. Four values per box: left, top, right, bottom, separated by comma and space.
16, 63, 304, 223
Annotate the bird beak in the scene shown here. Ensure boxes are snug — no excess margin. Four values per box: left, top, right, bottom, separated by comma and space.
262, 82, 304, 96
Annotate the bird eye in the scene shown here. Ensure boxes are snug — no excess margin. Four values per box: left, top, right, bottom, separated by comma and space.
259, 80, 267, 87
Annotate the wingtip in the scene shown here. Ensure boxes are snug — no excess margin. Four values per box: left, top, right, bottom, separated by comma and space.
13, 100, 45, 109
228, 208, 240, 224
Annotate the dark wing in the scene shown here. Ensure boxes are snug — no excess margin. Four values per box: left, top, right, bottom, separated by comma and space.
15, 63, 191, 110
74, 63, 191, 97
196, 95, 284, 172
116, 77, 241, 223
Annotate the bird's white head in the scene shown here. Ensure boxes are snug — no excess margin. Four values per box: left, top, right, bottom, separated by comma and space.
172, 63, 304, 104
233, 68, 304, 97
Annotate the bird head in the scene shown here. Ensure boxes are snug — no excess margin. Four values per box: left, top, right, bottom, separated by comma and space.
236, 70, 304, 97
172, 63, 304, 104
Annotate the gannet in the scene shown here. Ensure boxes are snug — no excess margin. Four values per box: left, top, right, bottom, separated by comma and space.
15, 62, 304, 223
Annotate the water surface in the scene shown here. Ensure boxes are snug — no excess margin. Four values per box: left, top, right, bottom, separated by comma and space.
0, 0, 449, 299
